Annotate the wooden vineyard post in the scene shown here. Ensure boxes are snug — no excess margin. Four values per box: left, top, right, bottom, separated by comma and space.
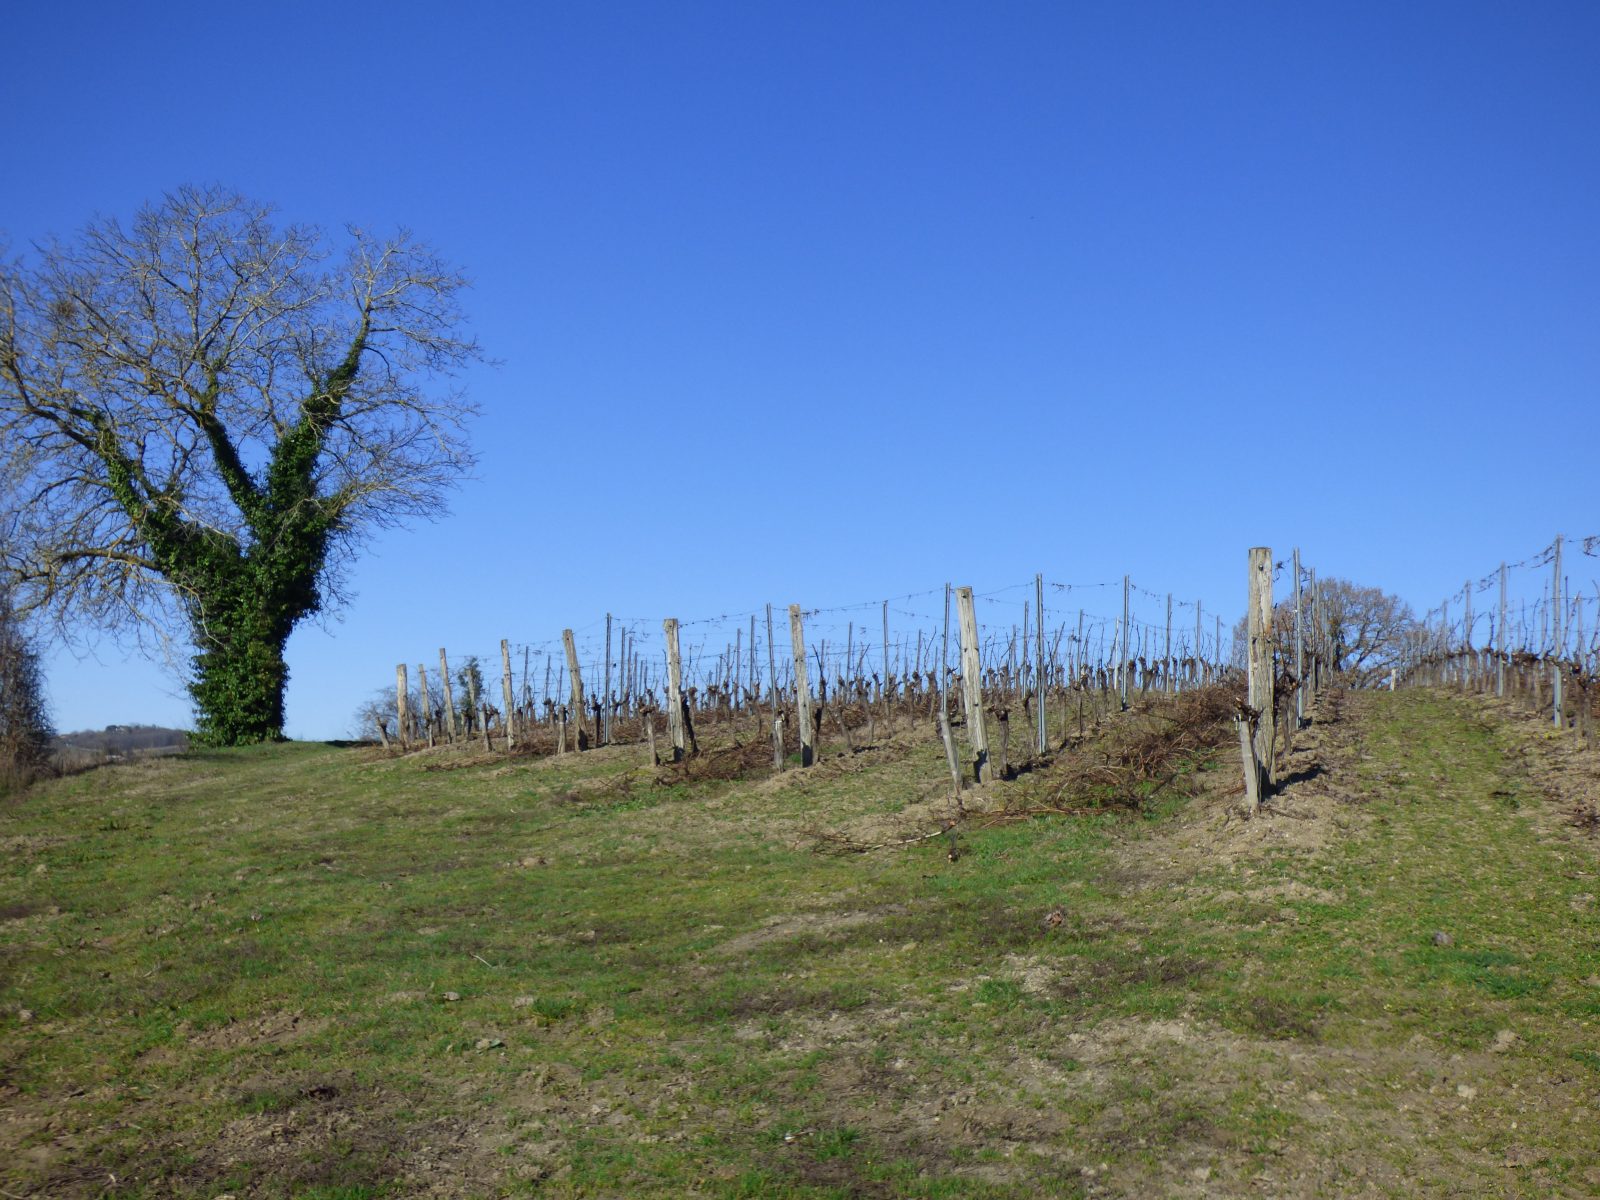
1076, 609, 1085, 688
1308, 569, 1320, 694
439, 649, 457, 742
789, 604, 814, 767
955, 586, 992, 783
1036, 573, 1047, 754
500, 639, 517, 751
766, 604, 779, 708
1552, 534, 1565, 728
1440, 597, 1451, 687
939, 584, 963, 795
641, 702, 658, 766
1194, 600, 1203, 689
882, 599, 892, 731
396, 663, 410, 750
1498, 562, 1508, 698
603, 614, 613, 746
1120, 574, 1131, 710
1245, 547, 1275, 808
1293, 547, 1304, 726
563, 629, 588, 750
664, 618, 686, 762
993, 704, 1010, 778
1165, 592, 1174, 694
748, 613, 758, 711
1237, 711, 1261, 812
417, 664, 434, 747
1463, 580, 1474, 692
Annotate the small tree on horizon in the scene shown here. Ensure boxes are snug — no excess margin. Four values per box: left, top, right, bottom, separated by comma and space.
1231, 576, 1417, 688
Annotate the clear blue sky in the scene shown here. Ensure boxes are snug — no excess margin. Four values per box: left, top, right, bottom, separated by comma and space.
5, 1, 1598, 737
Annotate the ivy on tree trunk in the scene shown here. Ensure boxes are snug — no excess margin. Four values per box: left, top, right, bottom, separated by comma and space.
0, 188, 481, 744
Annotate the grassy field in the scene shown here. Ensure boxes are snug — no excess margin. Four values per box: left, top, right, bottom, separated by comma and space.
3, 688, 1599, 1198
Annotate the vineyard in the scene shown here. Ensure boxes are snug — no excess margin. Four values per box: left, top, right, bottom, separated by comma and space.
3, 537, 1600, 1199
376, 537, 1599, 798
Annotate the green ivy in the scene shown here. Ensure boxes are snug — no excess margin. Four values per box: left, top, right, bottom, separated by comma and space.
96, 356, 355, 746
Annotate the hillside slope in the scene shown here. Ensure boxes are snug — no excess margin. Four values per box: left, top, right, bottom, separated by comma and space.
2, 690, 1597, 1198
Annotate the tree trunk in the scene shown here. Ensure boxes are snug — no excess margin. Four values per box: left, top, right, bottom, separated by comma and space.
189, 618, 292, 744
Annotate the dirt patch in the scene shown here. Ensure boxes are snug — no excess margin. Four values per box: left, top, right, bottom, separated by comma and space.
0, 833, 65, 856
1122, 688, 1373, 886
1243, 879, 1341, 904
717, 906, 905, 954
185, 1009, 327, 1051
10, 1072, 510, 1200
1054, 1013, 1570, 1197
751, 721, 927, 797
1005, 950, 1212, 1002
772, 1006, 915, 1054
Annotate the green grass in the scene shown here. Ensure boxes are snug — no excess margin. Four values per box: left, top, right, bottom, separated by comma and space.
3, 691, 1599, 1197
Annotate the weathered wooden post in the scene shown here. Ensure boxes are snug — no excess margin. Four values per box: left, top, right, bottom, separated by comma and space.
1236, 712, 1260, 813
766, 604, 779, 708
955, 586, 992, 783
664, 618, 686, 762
641, 702, 658, 766
500, 639, 517, 751
1164, 592, 1174, 694
563, 629, 587, 751
882, 599, 892, 731
1035, 573, 1047, 754
439, 649, 457, 742
1246, 547, 1275, 806
1312, 572, 1324, 694
1293, 548, 1304, 725
749, 613, 761, 730
1120, 574, 1131, 710
1497, 562, 1508, 697
603, 614, 613, 745
1193, 599, 1203, 688
993, 704, 1011, 778
1552, 534, 1565, 727
417, 663, 434, 747
789, 604, 814, 767
939, 585, 963, 794
396, 663, 410, 750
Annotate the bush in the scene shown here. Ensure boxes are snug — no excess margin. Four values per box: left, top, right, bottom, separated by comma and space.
0, 584, 54, 789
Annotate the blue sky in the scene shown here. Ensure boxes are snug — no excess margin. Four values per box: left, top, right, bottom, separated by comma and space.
5, 1, 1598, 737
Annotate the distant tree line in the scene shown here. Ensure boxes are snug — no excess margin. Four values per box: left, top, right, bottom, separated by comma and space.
54, 725, 189, 755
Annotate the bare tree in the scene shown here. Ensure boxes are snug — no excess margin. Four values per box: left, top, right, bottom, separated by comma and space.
1321, 579, 1416, 686
1232, 576, 1416, 688
0, 187, 482, 743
